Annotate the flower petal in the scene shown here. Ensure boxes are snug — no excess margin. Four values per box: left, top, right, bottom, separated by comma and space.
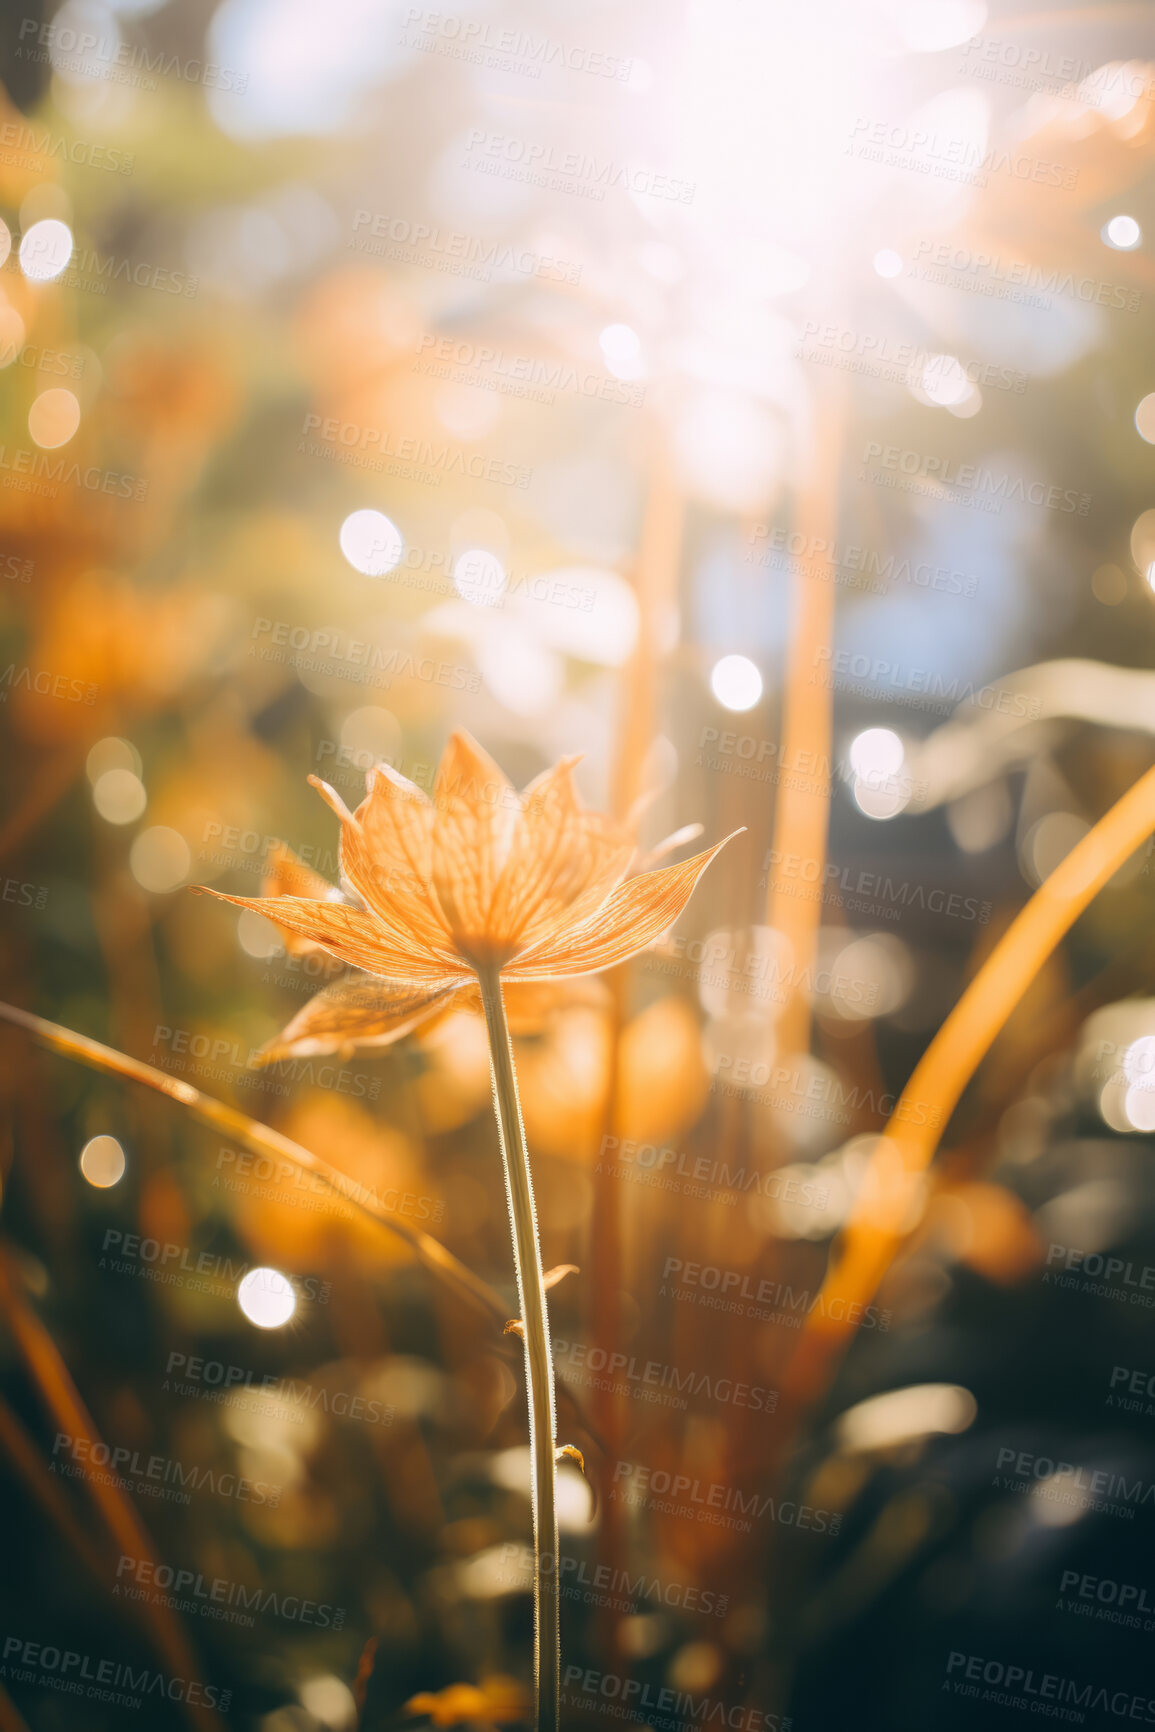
198, 887, 468, 983
260, 842, 346, 957
262, 841, 338, 904
488, 756, 634, 954
258, 975, 462, 1061
309, 770, 459, 965
430, 730, 521, 963
504, 831, 743, 979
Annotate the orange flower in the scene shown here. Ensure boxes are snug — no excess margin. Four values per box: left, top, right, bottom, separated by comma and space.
202, 731, 738, 1059
403, 1676, 530, 1729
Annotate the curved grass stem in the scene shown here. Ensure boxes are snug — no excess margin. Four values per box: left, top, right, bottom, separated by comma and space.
784, 759, 1155, 1413
0, 1000, 505, 1324
478, 965, 559, 1732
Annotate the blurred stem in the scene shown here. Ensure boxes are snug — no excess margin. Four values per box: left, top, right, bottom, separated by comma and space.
0, 1248, 224, 1732
611, 436, 682, 821
596, 439, 684, 1664
0, 1394, 109, 1585
764, 373, 846, 1060
0, 748, 81, 862
478, 966, 559, 1732
784, 760, 1155, 1414
0, 1682, 32, 1732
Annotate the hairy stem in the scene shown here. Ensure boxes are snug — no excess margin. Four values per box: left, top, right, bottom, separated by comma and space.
478, 965, 559, 1732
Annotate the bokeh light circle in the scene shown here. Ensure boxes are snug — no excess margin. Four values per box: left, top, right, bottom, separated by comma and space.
1104, 214, 1141, 250
79, 1135, 126, 1188
28, 388, 81, 449
238, 1266, 296, 1328
339, 509, 402, 577
129, 827, 191, 892
86, 737, 141, 783
710, 654, 762, 711
92, 768, 147, 824
849, 727, 904, 780
19, 219, 73, 282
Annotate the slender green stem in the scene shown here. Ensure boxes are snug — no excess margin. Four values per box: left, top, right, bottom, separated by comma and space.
478, 965, 559, 1732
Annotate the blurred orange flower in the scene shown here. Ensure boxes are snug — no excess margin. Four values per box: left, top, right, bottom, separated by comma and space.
202, 731, 738, 1059
404, 1676, 530, 1729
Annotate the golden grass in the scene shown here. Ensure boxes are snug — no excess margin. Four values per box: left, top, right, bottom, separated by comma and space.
0, 1001, 506, 1324
784, 761, 1155, 1410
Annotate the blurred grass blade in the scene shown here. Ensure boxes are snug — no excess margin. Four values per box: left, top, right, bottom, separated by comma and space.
0, 1393, 109, 1584
0, 1001, 506, 1323
0, 1681, 32, 1732
785, 760, 1155, 1412
0, 1249, 225, 1732
763, 372, 847, 1061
